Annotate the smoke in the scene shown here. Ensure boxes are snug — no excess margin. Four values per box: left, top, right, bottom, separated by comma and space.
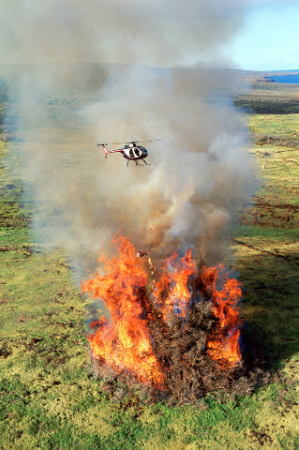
0, 0, 248, 67
0, 0, 257, 276
79, 65, 254, 266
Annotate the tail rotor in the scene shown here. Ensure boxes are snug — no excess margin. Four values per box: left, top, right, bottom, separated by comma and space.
96, 143, 108, 158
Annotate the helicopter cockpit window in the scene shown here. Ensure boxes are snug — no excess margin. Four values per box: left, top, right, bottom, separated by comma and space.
134, 148, 141, 157
129, 148, 134, 158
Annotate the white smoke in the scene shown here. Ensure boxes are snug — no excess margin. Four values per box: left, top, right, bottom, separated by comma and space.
0, 0, 260, 276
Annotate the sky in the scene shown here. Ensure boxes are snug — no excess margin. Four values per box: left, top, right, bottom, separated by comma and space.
226, 3, 299, 71
0, 1, 298, 72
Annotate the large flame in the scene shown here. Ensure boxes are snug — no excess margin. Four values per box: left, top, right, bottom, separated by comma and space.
202, 264, 242, 368
81, 235, 165, 388
82, 235, 242, 388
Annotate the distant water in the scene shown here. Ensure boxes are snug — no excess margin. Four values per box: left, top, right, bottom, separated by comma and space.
268, 74, 299, 84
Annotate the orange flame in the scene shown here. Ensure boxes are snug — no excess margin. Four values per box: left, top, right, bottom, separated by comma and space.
81, 235, 165, 388
82, 236, 242, 388
152, 249, 197, 321
202, 264, 242, 368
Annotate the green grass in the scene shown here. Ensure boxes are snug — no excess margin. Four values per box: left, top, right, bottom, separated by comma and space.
234, 225, 299, 240
234, 81, 299, 114
1, 74, 299, 449
250, 114, 299, 137
227, 112, 299, 365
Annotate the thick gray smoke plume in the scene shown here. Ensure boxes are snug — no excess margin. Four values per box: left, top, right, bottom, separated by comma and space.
0, 0, 259, 276
80, 65, 254, 266
0, 0, 248, 66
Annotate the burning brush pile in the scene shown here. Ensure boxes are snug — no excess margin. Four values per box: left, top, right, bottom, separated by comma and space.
82, 235, 267, 404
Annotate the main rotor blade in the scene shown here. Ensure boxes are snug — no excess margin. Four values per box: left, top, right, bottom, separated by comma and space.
138, 139, 164, 143
109, 139, 164, 145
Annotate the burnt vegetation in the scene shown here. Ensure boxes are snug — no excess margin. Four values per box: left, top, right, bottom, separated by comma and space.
239, 198, 299, 230
91, 278, 270, 405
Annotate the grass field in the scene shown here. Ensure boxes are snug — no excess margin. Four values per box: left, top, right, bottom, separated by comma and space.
1, 76, 299, 449
234, 81, 299, 114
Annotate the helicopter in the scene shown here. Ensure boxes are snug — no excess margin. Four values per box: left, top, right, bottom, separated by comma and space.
96, 140, 161, 166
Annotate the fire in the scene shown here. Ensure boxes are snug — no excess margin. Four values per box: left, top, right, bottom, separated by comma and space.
152, 249, 197, 321
82, 235, 242, 390
202, 264, 242, 368
81, 235, 165, 388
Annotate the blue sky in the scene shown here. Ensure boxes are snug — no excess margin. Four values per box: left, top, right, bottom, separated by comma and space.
226, 4, 299, 71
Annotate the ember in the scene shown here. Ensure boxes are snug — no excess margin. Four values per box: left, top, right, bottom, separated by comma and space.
82, 234, 263, 403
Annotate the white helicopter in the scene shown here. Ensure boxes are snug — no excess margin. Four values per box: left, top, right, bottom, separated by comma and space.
96, 140, 161, 166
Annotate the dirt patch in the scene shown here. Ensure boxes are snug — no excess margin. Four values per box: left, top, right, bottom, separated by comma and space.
0, 245, 14, 252
254, 201, 299, 212
254, 134, 299, 148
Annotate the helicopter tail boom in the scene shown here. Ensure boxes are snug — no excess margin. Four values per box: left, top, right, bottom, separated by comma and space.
97, 143, 126, 159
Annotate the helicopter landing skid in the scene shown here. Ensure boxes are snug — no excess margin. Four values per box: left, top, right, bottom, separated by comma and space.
126, 162, 155, 167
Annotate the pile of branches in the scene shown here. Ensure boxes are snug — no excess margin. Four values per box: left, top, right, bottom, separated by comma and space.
91, 285, 269, 405
147, 290, 269, 403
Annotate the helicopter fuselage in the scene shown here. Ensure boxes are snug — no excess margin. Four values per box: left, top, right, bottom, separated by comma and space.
99, 143, 149, 166
122, 145, 148, 161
